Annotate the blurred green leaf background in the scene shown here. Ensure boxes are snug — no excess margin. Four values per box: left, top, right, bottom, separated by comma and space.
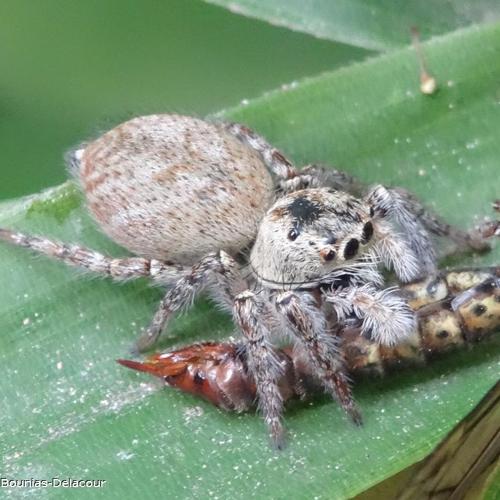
204, 0, 500, 50
0, 0, 369, 200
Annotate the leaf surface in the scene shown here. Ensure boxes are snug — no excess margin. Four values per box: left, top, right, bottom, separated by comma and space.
205, 0, 500, 51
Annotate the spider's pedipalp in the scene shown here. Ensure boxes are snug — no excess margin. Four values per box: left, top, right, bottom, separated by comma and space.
233, 290, 286, 449
326, 284, 417, 346
275, 291, 362, 425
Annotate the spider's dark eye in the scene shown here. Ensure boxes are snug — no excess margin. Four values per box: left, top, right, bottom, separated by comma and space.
287, 228, 299, 241
344, 238, 359, 260
361, 221, 374, 244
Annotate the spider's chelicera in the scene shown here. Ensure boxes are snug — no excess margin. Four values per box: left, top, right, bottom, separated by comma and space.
0, 114, 491, 448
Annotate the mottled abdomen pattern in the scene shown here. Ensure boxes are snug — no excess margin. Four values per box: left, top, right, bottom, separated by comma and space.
77, 114, 275, 263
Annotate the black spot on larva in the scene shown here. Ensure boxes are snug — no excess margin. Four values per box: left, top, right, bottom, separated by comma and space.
287, 197, 323, 225
344, 239, 359, 260
426, 277, 441, 297
437, 330, 449, 339
361, 221, 373, 244
475, 279, 495, 295
473, 304, 487, 316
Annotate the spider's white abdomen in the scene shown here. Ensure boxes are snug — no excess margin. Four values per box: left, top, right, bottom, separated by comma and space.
77, 114, 275, 263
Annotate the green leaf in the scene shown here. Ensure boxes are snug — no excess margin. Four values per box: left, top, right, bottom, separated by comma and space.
204, 0, 500, 51
0, 0, 369, 200
1, 23, 499, 499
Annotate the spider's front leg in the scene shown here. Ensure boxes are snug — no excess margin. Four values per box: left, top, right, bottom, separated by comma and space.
371, 218, 422, 283
367, 185, 491, 275
275, 290, 362, 425
233, 290, 287, 449
367, 185, 437, 277
325, 284, 417, 346
135, 251, 246, 352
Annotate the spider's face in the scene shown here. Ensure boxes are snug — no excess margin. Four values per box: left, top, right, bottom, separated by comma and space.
250, 188, 375, 289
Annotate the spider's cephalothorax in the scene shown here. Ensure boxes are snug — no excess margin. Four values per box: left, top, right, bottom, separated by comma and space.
251, 188, 379, 289
0, 114, 492, 448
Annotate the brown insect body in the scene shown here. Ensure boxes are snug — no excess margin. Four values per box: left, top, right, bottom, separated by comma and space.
118, 268, 500, 412
119, 344, 257, 412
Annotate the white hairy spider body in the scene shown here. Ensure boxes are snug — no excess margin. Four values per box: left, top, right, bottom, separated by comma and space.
1, 113, 490, 448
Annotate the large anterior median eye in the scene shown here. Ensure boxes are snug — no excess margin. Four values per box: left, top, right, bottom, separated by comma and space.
287, 228, 299, 241
344, 238, 359, 259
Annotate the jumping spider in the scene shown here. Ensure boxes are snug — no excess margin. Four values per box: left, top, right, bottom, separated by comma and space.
0, 114, 489, 447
